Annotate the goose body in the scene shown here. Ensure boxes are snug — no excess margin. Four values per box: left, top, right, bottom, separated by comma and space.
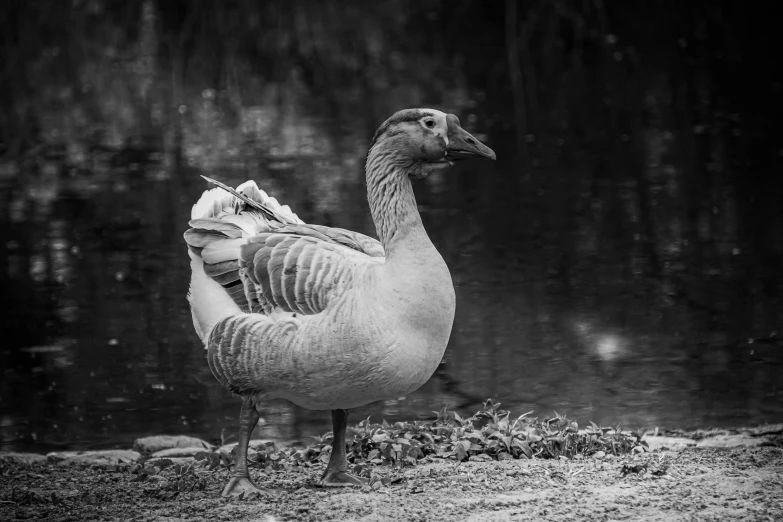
184, 108, 495, 494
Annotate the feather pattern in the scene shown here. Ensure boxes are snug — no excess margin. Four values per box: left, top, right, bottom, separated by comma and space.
180, 108, 495, 411
185, 167, 453, 408
184, 168, 453, 409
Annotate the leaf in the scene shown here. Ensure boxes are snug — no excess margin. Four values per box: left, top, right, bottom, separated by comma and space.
466, 433, 486, 444
400, 444, 411, 459
381, 443, 393, 461
454, 440, 471, 462
513, 439, 533, 458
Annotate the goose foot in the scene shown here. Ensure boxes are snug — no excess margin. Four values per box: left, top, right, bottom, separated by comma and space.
221, 476, 275, 498
319, 470, 369, 487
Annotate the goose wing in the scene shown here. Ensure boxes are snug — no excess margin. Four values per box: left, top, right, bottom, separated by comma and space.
238, 222, 383, 315
185, 212, 384, 317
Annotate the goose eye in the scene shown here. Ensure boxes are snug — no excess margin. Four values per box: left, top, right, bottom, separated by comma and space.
424, 119, 436, 129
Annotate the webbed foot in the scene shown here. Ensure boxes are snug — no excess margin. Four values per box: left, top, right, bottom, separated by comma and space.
221, 476, 276, 498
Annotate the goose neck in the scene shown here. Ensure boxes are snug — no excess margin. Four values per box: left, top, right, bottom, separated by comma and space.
365, 147, 429, 259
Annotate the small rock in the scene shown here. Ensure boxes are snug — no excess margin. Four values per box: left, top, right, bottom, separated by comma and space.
133, 435, 213, 453
643, 436, 697, 451
48, 449, 141, 466
469, 454, 492, 462
696, 435, 765, 448
218, 439, 276, 454
0, 452, 48, 465
151, 447, 208, 458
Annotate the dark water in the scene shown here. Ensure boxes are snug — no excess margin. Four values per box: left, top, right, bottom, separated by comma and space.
1, 0, 782, 452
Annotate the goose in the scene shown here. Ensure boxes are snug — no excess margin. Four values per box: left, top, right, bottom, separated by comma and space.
184, 108, 496, 497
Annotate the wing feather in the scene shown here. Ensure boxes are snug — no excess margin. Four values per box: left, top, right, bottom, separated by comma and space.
251, 244, 275, 312
202, 259, 239, 277
281, 239, 306, 312
294, 241, 317, 314
267, 237, 290, 303
202, 238, 246, 264
184, 179, 386, 318
188, 219, 245, 237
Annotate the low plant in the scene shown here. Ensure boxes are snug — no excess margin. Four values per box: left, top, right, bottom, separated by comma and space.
196, 400, 648, 474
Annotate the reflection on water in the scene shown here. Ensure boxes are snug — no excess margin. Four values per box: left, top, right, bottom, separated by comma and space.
1, 0, 782, 452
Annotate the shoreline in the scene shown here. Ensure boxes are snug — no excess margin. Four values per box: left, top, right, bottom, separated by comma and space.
2, 425, 781, 521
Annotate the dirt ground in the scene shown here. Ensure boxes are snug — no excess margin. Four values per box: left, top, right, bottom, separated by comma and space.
1, 442, 782, 521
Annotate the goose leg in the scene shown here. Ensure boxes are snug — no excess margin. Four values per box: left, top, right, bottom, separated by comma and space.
319, 409, 368, 487
221, 396, 272, 497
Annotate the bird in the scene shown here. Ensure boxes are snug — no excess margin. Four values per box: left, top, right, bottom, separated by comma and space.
183, 108, 496, 497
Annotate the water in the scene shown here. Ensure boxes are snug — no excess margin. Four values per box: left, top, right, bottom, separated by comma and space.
1, 1, 782, 452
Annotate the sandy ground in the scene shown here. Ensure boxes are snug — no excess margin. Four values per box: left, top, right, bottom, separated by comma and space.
1, 442, 782, 521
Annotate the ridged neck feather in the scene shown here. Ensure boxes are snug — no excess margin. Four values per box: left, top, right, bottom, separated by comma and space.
365, 146, 428, 259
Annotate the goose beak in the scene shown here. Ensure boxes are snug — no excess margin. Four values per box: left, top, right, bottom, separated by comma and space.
445, 114, 496, 161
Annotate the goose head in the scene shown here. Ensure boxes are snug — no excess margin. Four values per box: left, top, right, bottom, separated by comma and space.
370, 108, 496, 179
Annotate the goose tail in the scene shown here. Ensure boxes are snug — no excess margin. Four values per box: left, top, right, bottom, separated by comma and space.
185, 178, 302, 344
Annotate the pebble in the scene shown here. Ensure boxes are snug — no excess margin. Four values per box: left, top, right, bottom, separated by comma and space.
133, 435, 213, 453
643, 436, 697, 451
0, 452, 48, 465
47, 449, 141, 466
151, 447, 209, 458
219, 439, 278, 454
696, 435, 766, 448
